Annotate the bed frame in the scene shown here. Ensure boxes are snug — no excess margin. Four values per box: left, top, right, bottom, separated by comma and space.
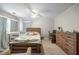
9, 42, 41, 53
9, 28, 42, 54
27, 28, 41, 34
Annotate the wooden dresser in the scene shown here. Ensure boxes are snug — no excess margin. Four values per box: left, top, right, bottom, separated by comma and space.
56, 31, 79, 55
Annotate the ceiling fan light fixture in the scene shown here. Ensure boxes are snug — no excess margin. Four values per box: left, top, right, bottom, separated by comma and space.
31, 13, 37, 18
31, 9, 40, 18
32, 9, 38, 13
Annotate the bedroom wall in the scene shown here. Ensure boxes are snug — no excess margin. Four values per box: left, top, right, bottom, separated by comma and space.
31, 17, 54, 37
54, 4, 79, 32
0, 9, 18, 20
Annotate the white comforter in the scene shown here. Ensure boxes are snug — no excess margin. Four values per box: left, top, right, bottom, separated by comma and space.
14, 32, 41, 43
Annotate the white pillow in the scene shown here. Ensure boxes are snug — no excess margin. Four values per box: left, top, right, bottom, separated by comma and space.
26, 32, 33, 35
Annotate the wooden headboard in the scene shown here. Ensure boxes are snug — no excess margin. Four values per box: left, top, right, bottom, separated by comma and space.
26, 28, 41, 34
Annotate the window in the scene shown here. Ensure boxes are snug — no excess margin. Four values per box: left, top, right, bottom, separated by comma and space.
10, 20, 19, 32
23, 21, 32, 32
6, 18, 11, 33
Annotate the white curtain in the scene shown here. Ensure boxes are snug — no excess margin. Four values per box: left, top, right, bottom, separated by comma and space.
0, 17, 8, 51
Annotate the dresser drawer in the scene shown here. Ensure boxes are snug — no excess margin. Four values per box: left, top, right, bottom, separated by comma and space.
64, 47, 75, 55
65, 34, 74, 39
64, 42, 74, 49
65, 40, 74, 46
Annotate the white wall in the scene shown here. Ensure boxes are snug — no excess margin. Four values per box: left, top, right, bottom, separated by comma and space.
31, 17, 54, 37
0, 9, 18, 20
54, 4, 79, 32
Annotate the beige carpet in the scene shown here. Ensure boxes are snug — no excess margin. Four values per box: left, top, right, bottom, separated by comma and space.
42, 38, 66, 55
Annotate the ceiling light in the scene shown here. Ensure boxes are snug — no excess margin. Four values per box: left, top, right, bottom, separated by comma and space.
31, 13, 37, 18
32, 9, 38, 13
31, 9, 40, 18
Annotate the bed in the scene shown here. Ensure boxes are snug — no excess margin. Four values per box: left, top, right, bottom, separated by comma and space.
9, 28, 42, 53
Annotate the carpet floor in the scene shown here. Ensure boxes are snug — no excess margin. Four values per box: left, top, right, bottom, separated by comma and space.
42, 38, 66, 55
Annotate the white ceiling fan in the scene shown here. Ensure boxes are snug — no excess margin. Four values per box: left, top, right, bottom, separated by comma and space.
24, 4, 43, 18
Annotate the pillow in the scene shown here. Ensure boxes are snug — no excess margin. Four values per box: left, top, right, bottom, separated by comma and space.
33, 32, 39, 35
26, 32, 33, 35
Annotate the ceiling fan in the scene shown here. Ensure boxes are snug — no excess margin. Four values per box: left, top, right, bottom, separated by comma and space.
24, 4, 43, 18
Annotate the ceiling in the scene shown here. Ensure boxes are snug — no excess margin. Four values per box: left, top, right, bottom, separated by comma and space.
0, 3, 74, 20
